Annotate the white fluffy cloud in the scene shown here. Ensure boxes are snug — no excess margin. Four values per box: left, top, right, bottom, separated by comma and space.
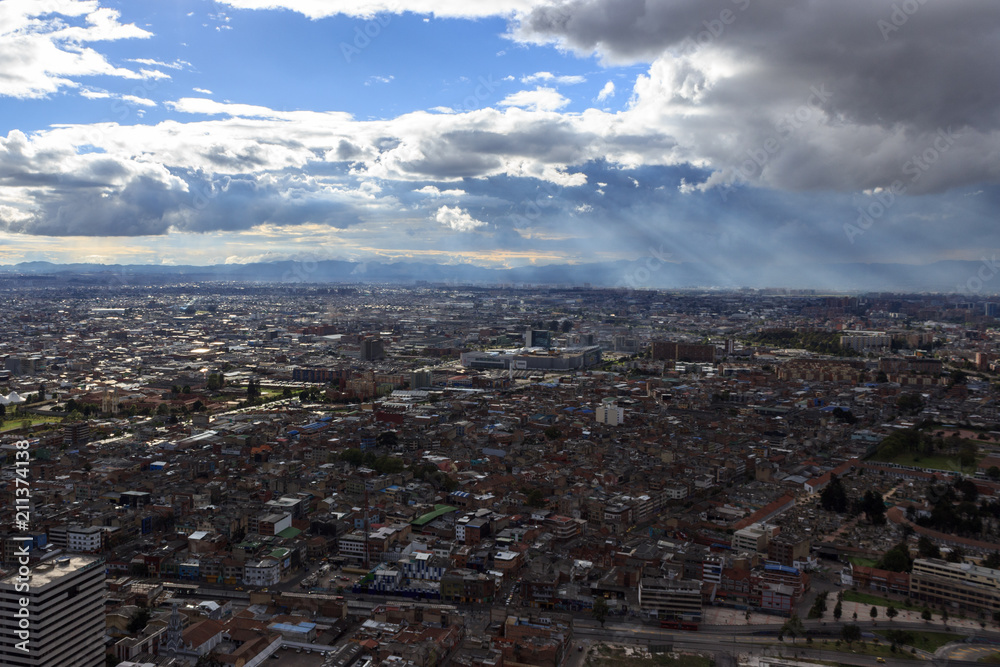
0, 0, 153, 99
596, 80, 615, 102
435, 206, 486, 232
522, 71, 586, 85
217, 0, 548, 19
499, 87, 570, 112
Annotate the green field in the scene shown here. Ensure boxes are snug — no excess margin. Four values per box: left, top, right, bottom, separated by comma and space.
0, 414, 62, 432
812, 640, 918, 660
980, 654, 1000, 664
902, 631, 967, 652
843, 590, 921, 611
847, 557, 879, 568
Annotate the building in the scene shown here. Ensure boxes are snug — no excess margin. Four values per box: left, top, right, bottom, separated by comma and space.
362, 337, 385, 361
595, 400, 624, 426
63, 421, 91, 447
638, 577, 703, 621
910, 558, 1000, 615
839, 332, 891, 352
460, 346, 601, 371
440, 568, 495, 604
651, 341, 716, 363
0, 555, 106, 667
732, 522, 778, 554
525, 329, 551, 349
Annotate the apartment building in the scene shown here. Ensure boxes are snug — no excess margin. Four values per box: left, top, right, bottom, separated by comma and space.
910, 558, 1000, 615
0, 556, 106, 667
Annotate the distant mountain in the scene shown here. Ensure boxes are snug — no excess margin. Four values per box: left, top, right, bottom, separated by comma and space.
0, 258, 994, 294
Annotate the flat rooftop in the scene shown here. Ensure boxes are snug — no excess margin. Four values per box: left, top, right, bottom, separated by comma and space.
0, 555, 103, 590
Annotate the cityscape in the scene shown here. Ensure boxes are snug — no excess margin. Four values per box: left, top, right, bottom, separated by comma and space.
3, 1, 1000, 666
0, 281, 999, 666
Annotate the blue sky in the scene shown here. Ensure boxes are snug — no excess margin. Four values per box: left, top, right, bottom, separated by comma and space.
1, 0, 999, 285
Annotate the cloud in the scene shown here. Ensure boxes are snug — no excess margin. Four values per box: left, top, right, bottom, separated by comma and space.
129, 58, 190, 70
0, 1, 153, 99
216, 0, 549, 20
521, 71, 586, 85
596, 80, 615, 102
193, 87, 213, 95
499, 87, 570, 112
365, 75, 395, 86
435, 206, 487, 232
414, 185, 466, 197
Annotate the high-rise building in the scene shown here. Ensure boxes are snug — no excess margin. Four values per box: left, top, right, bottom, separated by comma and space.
0, 555, 106, 667
361, 337, 385, 361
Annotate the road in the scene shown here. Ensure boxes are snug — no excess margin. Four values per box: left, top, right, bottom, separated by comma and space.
571, 619, 1000, 667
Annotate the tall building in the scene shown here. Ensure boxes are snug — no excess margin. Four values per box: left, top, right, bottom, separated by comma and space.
910, 558, 1000, 615
0, 555, 106, 667
361, 337, 385, 361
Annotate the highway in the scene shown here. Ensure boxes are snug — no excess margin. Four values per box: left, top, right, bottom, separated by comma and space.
571, 619, 1000, 667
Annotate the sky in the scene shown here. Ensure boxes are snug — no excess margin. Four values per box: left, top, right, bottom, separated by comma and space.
1, 0, 999, 286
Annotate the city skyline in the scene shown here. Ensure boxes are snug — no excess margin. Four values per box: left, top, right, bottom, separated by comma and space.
2, 1, 1000, 289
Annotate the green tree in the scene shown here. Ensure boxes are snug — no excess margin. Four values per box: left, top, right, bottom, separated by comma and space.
841, 624, 862, 644
543, 426, 562, 441
820, 474, 849, 513
877, 541, 913, 573
983, 552, 1000, 569
987, 466, 1000, 481
592, 597, 609, 627
526, 488, 546, 508
917, 535, 940, 559
921, 607, 932, 622
870, 606, 878, 622
833, 600, 842, 622
127, 607, 151, 634
181, 385, 191, 394
781, 613, 806, 638
886, 605, 899, 622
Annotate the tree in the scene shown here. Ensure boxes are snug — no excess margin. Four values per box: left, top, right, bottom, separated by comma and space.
820, 474, 850, 513
987, 466, 1000, 481
917, 535, 940, 559
983, 552, 1000, 569
877, 541, 913, 573
841, 624, 862, 644
833, 600, 843, 622
543, 426, 562, 441
181, 385, 191, 395
526, 488, 546, 508
781, 613, 806, 638
945, 547, 965, 563
870, 606, 879, 622
127, 607, 151, 634
886, 605, 899, 622
282, 387, 293, 399
560, 320, 573, 333
592, 597, 609, 627
921, 607, 933, 622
